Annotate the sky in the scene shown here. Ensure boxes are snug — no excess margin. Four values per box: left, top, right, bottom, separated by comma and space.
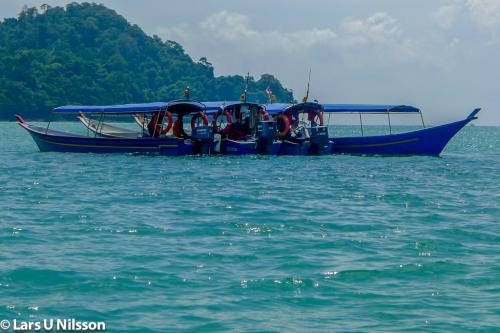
2, 0, 500, 125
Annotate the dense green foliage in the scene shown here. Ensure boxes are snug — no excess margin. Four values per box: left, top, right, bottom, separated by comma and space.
0, 3, 294, 120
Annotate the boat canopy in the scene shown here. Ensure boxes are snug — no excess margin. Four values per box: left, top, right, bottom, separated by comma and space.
166, 100, 209, 115
54, 101, 231, 115
265, 103, 420, 114
54, 102, 169, 114
322, 104, 420, 113
265, 102, 324, 115
202, 101, 262, 115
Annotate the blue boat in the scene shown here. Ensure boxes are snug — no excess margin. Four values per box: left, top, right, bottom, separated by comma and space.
17, 100, 480, 157
267, 102, 480, 156
16, 101, 217, 155
204, 101, 282, 155
266, 102, 333, 155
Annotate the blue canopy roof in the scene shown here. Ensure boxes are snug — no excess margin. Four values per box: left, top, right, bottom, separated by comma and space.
264, 103, 292, 115
166, 101, 207, 114
54, 102, 168, 114
53, 101, 244, 115
265, 103, 420, 114
202, 101, 262, 115
322, 104, 420, 113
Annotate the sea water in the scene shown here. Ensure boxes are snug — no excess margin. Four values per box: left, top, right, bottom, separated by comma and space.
0, 122, 498, 332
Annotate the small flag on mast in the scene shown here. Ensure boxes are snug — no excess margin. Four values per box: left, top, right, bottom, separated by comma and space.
266, 86, 273, 103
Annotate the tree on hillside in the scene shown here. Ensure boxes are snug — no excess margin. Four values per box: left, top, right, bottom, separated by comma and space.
0, 3, 294, 119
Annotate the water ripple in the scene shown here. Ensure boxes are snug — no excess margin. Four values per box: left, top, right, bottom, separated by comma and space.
0, 123, 499, 331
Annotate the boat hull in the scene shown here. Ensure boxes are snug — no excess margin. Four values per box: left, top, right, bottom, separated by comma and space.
16, 108, 479, 157
219, 139, 281, 155
20, 123, 209, 155
220, 138, 332, 156
331, 110, 479, 156
279, 140, 333, 155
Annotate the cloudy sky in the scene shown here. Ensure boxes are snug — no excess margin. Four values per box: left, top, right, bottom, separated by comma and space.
2, 0, 500, 125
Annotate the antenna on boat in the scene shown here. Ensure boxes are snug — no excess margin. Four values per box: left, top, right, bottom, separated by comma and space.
303, 69, 311, 103
243, 72, 250, 103
184, 86, 190, 100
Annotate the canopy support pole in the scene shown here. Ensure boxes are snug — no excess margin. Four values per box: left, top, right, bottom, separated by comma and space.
420, 111, 426, 128
96, 113, 103, 138
387, 113, 392, 134
162, 110, 168, 134
45, 120, 51, 134
152, 112, 159, 138
159, 111, 166, 136
359, 113, 364, 136
99, 114, 105, 134
142, 115, 146, 135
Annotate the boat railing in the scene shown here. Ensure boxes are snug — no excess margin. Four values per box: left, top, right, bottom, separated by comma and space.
322, 110, 426, 137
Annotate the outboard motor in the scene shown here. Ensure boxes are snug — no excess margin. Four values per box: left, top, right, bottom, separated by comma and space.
309, 126, 330, 154
256, 120, 278, 154
191, 125, 214, 154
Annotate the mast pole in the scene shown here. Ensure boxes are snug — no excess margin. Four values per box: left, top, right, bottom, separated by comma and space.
245, 72, 249, 103
303, 69, 311, 103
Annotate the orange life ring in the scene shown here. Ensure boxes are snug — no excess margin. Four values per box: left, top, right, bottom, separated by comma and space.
151, 111, 173, 135
191, 111, 209, 129
274, 114, 290, 138
212, 110, 232, 134
259, 109, 270, 121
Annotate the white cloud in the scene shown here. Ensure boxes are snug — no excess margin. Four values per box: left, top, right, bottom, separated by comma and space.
154, 7, 498, 125
436, 0, 500, 29
342, 12, 401, 39
433, 3, 462, 29
337, 12, 418, 59
197, 11, 338, 52
160, 11, 416, 60
467, 0, 500, 28
200, 11, 258, 41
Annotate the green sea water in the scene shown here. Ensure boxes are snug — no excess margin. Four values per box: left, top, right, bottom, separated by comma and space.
0, 122, 498, 332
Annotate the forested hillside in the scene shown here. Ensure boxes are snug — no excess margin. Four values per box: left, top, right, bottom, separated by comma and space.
0, 3, 293, 120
